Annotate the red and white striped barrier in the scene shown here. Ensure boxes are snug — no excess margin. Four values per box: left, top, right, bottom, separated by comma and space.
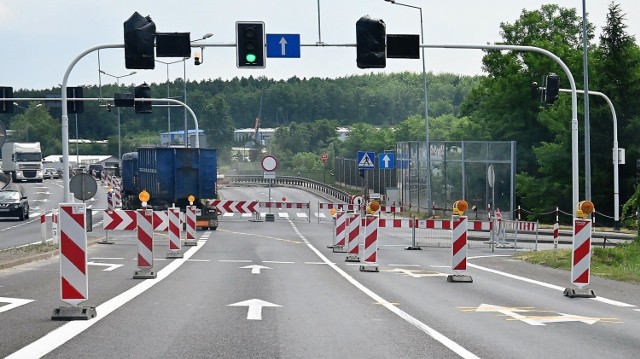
133, 209, 156, 279
107, 190, 115, 211
166, 208, 183, 258
469, 220, 492, 231
103, 210, 137, 231
416, 219, 452, 229
379, 218, 414, 228
210, 200, 258, 213
346, 213, 361, 262
185, 206, 197, 246
334, 211, 347, 247
571, 219, 592, 287
447, 215, 473, 282
58, 203, 88, 306
554, 207, 560, 248
502, 220, 538, 232
319, 202, 360, 212
378, 205, 404, 213
451, 216, 468, 271
40, 213, 47, 245
52, 209, 59, 245
362, 215, 378, 265
153, 211, 169, 232
114, 186, 122, 208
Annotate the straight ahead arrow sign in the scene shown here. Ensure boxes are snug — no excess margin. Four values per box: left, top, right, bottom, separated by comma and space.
228, 299, 282, 320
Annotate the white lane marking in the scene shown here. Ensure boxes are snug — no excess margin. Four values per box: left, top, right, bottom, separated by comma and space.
467, 262, 637, 308
5, 239, 208, 359
389, 264, 421, 267
89, 257, 124, 261
634, 309, 640, 312
87, 262, 123, 272
0, 297, 34, 314
219, 259, 252, 263
262, 260, 294, 264
305, 262, 331, 265
288, 220, 480, 359
186, 259, 210, 262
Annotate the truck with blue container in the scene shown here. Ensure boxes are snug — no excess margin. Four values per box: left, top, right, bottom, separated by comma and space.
121, 147, 219, 229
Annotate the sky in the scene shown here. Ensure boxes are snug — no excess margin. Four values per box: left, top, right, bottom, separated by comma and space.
1, 0, 639, 91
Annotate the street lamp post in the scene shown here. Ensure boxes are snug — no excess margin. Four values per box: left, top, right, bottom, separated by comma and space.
185, 32, 214, 148
384, 0, 430, 214
99, 70, 136, 165
155, 58, 186, 143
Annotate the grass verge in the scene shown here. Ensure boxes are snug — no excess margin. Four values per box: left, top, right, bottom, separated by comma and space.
515, 240, 640, 283
0, 243, 58, 263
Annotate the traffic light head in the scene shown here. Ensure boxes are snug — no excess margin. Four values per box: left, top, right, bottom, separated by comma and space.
134, 83, 152, 114
0, 87, 14, 113
356, 16, 386, 69
124, 12, 156, 70
236, 21, 265, 68
544, 73, 560, 104
66, 87, 84, 114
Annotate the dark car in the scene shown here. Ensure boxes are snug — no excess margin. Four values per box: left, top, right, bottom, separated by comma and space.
0, 190, 29, 221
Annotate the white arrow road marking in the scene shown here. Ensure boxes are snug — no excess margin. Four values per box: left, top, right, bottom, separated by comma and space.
384, 268, 448, 278
228, 299, 282, 320
87, 262, 123, 272
0, 297, 34, 314
239, 264, 273, 274
34, 191, 52, 195
473, 304, 612, 325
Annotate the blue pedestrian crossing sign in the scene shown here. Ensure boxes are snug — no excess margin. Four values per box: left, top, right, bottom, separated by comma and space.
357, 151, 375, 169
378, 153, 395, 169
266, 34, 301, 58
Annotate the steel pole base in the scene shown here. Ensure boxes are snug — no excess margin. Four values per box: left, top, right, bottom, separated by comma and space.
184, 240, 198, 247
405, 246, 422, 250
133, 268, 157, 279
359, 263, 379, 272
166, 251, 184, 259
345, 255, 360, 262
447, 274, 473, 283
51, 306, 97, 321
563, 287, 596, 298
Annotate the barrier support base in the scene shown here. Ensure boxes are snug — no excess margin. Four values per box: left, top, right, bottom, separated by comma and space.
405, 246, 422, 250
97, 239, 115, 245
345, 255, 360, 262
166, 251, 184, 259
51, 306, 97, 321
359, 263, 379, 272
265, 213, 275, 222
332, 245, 347, 253
133, 268, 157, 279
184, 240, 198, 247
447, 274, 473, 283
563, 287, 596, 298
249, 213, 264, 222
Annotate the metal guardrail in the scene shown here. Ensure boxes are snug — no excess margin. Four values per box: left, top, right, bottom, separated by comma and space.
225, 175, 351, 203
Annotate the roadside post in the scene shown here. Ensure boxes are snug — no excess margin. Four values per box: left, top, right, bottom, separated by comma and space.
447, 200, 473, 283
564, 201, 596, 298
134, 190, 156, 279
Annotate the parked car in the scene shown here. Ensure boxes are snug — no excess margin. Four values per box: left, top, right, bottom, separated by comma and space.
44, 168, 59, 179
0, 190, 29, 221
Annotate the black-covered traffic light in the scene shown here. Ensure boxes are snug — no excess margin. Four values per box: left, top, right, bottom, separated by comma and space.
66, 86, 84, 114
124, 12, 156, 70
134, 83, 152, 114
236, 21, 265, 68
544, 73, 560, 104
0, 87, 13, 113
356, 16, 386, 69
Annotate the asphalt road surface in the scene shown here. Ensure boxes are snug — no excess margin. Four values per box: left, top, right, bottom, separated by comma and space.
0, 185, 639, 358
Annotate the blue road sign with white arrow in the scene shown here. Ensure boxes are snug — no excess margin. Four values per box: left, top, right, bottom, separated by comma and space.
378, 153, 395, 169
266, 34, 301, 58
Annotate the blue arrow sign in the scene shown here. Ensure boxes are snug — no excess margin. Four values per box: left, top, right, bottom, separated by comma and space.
266, 34, 301, 58
378, 153, 395, 169
357, 151, 375, 169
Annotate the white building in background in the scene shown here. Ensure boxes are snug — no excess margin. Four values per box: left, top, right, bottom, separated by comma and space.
337, 127, 350, 141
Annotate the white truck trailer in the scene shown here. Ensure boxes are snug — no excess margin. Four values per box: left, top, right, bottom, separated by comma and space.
1, 142, 44, 182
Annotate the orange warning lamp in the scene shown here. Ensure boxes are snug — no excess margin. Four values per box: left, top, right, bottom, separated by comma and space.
576, 200, 594, 219
188, 195, 195, 205
369, 201, 380, 213
329, 208, 337, 216
139, 190, 150, 206
453, 200, 468, 216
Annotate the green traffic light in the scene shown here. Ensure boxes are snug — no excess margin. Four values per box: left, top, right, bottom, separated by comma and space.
245, 53, 257, 63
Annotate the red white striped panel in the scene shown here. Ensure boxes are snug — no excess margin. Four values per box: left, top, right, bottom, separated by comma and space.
260, 202, 310, 209
379, 218, 414, 228
59, 203, 88, 306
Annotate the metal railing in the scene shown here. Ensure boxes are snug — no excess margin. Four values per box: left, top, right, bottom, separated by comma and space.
226, 175, 350, 203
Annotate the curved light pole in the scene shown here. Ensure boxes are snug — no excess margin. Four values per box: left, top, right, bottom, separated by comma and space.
384, 0, 431, 214
98, 70, 136, 165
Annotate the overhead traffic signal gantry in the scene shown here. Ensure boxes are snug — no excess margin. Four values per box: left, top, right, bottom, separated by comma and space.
0, 87, 14, 113
124, 12, 156, 70
236, 21, 265, 68
356, 16, 386, 69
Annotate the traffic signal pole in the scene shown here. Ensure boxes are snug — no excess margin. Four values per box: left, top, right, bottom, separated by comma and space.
59, 42, 580, 222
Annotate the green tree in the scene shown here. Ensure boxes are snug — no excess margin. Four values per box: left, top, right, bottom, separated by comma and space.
8, 103, 61, 156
